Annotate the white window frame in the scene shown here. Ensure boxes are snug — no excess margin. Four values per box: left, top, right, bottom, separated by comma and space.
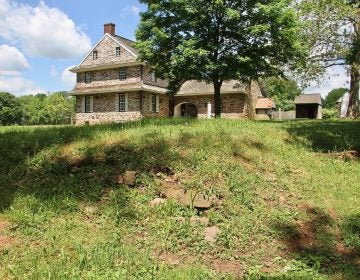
115, 93, 128, 112
116, 47, 121, 57
82, 96, 93, 113
149, 94, 159, 113
85, 72, 93, 84
150, 71, 156, 82
93, 50, 98, 60
119, 68, 127, 80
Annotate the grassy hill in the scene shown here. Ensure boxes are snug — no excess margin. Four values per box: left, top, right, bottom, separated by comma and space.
0, 119, 359, 279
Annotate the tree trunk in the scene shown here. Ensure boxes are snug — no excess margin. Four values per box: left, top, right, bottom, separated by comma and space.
347, 64, 360, 118
168, 93, 175, 117
247, 80, 256, 120
213, 80, 222, 118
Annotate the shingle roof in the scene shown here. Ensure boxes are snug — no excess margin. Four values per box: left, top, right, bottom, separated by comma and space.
177, 80, 248, 96
294, 94, 322, 105
113, 35, 139, 56
256, 98, 275, 109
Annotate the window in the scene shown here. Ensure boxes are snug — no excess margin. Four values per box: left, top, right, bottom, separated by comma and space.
93, 50, 98, 60
119, 68, 127, 80
76, 73, 80, 83
116, 47, 121, 57
85, 96, 92, 113
85, 72, 93, 84
150, 71, 156, 82
150, 94, 159, 113
119, 93, 127, 112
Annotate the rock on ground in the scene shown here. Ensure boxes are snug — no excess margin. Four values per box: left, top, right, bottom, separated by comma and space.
205, 226, 221, 243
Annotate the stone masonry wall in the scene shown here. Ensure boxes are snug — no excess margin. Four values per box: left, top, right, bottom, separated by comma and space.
80, 35, 135, 67
76, 66, 142, 90
142, 66, 169, 88
142, 92, 169, 118
174, 93, 247, 118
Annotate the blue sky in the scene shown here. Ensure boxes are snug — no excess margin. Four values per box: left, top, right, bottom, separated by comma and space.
0, 0, 349, 96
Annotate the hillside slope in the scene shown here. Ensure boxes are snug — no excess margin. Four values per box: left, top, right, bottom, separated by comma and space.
0, 119, 359, 279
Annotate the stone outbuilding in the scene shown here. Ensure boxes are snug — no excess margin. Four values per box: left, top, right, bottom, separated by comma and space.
255, 98, 276, 120
294, 94, 323, 119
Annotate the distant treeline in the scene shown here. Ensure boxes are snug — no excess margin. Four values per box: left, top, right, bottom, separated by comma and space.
0, 92, 75, 126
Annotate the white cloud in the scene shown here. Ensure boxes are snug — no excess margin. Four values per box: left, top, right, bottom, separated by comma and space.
0, 0, 91, 58
120, 5, 141, 18
0, 75, 45, 96
0, 44, 29, 71
304, 65, 350, 97
61, 65, 76, 89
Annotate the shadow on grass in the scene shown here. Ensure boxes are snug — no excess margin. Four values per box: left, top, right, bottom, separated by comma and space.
0, 118, 193, 212
283, 120, 360, 153
272, 206, 360, 279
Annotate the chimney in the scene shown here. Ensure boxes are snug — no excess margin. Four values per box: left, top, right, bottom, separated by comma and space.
104, 23, 115, 36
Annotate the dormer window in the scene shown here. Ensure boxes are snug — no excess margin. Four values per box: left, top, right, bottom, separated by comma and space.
116, 47, 121, 57
93, 50, 98, 60
119, 68, 127, 80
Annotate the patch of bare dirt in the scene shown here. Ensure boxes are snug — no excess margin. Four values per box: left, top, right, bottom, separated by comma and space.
0, 220, 12, 250
211, 259, 244, 278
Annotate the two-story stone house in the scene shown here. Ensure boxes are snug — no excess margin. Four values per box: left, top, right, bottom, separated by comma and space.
70, 23, 262, 124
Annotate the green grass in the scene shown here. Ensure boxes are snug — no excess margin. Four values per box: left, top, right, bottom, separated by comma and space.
0, 118, 359, 279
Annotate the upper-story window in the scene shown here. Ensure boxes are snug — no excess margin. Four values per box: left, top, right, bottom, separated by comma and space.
150, 71, 156, 83
116, 47, 121, 57
119, 68, 127, 80
93, 50, 98, 60
85, 72, 93, 84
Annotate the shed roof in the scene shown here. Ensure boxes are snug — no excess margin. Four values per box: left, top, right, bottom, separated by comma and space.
256, 98, 275, 109
177, 80, 251, 96
294, 94, 322, 105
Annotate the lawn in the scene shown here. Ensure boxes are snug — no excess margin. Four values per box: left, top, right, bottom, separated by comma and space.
0, 118, 359, 279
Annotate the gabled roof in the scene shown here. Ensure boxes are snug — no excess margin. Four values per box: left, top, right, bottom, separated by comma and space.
256, 98, 275, 109
73, 33, 138, 70
177, 80, 248, 96
294, 94, 322, 105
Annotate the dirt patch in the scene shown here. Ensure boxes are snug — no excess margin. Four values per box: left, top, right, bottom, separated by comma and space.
0, 220, 12, 250
211, 259, 244, 278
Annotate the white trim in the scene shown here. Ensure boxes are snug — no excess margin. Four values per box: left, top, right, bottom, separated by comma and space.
81, 96, 85, 113
89, 96, 94, 112
76, 34, 137, 67
115, 93, 119, 112
155, 95, 159, 113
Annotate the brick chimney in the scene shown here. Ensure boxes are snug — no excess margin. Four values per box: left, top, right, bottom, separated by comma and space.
104, 23, 115, 36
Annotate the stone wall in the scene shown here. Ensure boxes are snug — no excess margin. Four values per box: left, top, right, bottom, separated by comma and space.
76, 66, 142, 90
142, 66, 169, 88
75, 92, 168, 124
80, 35, 135, 67
174, 93, 247, 118
142, 92, 169, 118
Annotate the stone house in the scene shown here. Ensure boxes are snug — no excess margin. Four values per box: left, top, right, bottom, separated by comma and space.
70, 23, 262, 124
294, 94, 323, 119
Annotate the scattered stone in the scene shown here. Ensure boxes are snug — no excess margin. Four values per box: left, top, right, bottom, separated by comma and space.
84, 205, 97, 215
123, 171, 137, 186
116, 175, 124, 184
205, 225, 220, 243
190, 217, 209, 226
180, 192, 213, 209
163, 188, 185, 200
150, 198, 166, 206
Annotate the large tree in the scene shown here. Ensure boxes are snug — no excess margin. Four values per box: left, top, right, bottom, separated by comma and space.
299, 0, 359, 118
136, 0, 305, 118
0, 92, 22, 125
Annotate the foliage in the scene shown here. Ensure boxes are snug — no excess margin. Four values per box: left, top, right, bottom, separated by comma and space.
323, 88, 348, 109
0, 92, 22, 125
262, 77, 302, 110
136, 0, 306, 117
298, 0, 360, 117
1, 119, 360, 279
322, 108, 339, 119
18, 92, 74, 125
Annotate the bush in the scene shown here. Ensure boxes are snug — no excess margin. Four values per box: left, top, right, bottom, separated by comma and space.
322, 108, 338, 119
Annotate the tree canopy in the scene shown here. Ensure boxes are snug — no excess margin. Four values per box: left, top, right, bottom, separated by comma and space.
136, 0, 305, 117
299, 0, 359, 117
262, 77, 302, 110
0, 92, 22, 125
323, 88, 348, 109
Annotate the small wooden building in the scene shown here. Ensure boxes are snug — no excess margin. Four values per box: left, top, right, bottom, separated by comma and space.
294, 94, 322, 119
255, 98, 275, 120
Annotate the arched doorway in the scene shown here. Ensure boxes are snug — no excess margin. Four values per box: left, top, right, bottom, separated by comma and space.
174, 103, 198, 117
